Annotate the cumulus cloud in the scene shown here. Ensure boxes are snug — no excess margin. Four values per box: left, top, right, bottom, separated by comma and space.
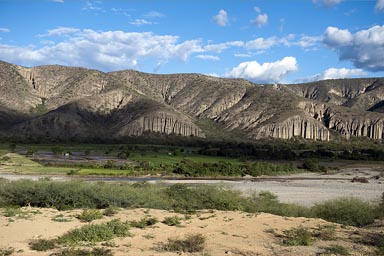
225, 57, 298, 83
213, 9, 228, 27
313, 0, 343, 7
376, 0, 384, 12
305, 68, 366, 81
252, 13, 268, 28
195, 54, 220, 61
323, 25, 384, 71
0, 28, 10, 33
0, 29, 204, 71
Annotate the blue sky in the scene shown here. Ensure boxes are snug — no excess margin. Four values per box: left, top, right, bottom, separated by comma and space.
0, 0, 384, 84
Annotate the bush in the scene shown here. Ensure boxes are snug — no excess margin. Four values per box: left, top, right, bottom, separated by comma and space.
162, 216, 182, 226
312, 197, 376, 226
159, 233, 205, 252
29, 239, 56, 251
321, 244, 350, 255
77, 209, 103, 222
282, 226, 313, 246
50, 247, 113, 256
103, 206, 119, 217
57, 219, 130, 245
130, 217, 158, 229
0, 247, 14, 256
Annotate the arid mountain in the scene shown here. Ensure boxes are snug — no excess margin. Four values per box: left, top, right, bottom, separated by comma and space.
1, 60, 384, 142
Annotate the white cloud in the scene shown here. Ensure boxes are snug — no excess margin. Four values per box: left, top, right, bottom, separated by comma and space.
313, 0, 343, 7
213, 9, 228, 27
204, 41, 243, 53
83, 1, 102, 11
0, 29, 204, 71
196, 54, 220, 61
50, 0, 64, 3
234, 53, 253, 57
305, 68, 366, 81
129, 19, 158, 26
323, 25, 384, 71
225, 57, 298, 83
254, 6, 261, 13
0, 28, 10, 33
376, 0, 384, 12
245, 37, 278, 50
44, 27, 80, 36
323, 26, 352, 46
144, 11, 164, 18
252, 13, 268, 28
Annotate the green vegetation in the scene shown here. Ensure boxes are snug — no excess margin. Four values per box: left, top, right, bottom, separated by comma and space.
50, 247, 113, 256
282, 226, 314, 246
129, 217, 159, 229
162, 216, 182, 226
158, 233, 206, 253
29, 239, 55, 251
103, 206, 119, 217
0, 247, 14, 256
321, 244, 350, 255
57, 219, 130, 245
77, 209, 104, 222
311, 197, 376, 227
0, 180, 382, 228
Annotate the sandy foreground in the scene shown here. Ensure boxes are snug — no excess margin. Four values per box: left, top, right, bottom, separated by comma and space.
0, 207, 380, 256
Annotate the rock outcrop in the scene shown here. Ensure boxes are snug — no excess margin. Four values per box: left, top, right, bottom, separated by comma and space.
1, 60, 384, 142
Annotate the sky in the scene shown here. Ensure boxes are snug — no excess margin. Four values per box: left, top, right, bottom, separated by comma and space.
0, 0, 384, 84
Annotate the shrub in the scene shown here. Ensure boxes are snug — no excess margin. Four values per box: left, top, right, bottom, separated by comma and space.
312, 197, 376, 226
0, 247, 14, 256
130, 217, 158, 229
57, 219, 130, 245
103, 206, 119, 217
282, 226, 313, 246
29, 239, 56, 251
50, 247, 113, 256
159, 233, 205, 252
321, 244, 350, 255
314, 224, 337, 241
162, 216, 182, 226
77, 209, 103, 222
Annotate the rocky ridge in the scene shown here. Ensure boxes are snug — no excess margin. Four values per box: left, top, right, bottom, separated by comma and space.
1, 60, 384, 142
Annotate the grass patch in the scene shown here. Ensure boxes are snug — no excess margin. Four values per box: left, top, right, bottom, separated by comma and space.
57, 219, 130, 245
162, 216, 182, 226
321, 244, 350, 255
282, 226, 314, 246
103, 206, 119, 217
158, 233, 205, 253
314, 224, 338, 241
51, 214, 72, 222
50, 247, 113, 256
129, 217, 158, 229
29, 239, 56, 251
77, 209, 103, 222
0, 247, 14, 256
312, 197, 376, 227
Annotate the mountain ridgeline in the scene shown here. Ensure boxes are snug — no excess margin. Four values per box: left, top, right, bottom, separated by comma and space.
1, 60, 384, 143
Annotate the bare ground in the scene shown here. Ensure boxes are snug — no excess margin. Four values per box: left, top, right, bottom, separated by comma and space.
0, 207, 381, 256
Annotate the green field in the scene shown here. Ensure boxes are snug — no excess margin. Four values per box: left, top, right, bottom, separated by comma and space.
0, 143, 303, 177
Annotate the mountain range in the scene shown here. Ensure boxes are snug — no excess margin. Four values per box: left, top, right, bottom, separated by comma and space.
1, 60, 384, 143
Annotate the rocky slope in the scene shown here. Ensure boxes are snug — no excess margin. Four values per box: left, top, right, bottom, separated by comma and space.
1, 60, 384, 142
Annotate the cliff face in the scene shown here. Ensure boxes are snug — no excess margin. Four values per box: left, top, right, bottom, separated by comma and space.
1, 60, 384, 142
